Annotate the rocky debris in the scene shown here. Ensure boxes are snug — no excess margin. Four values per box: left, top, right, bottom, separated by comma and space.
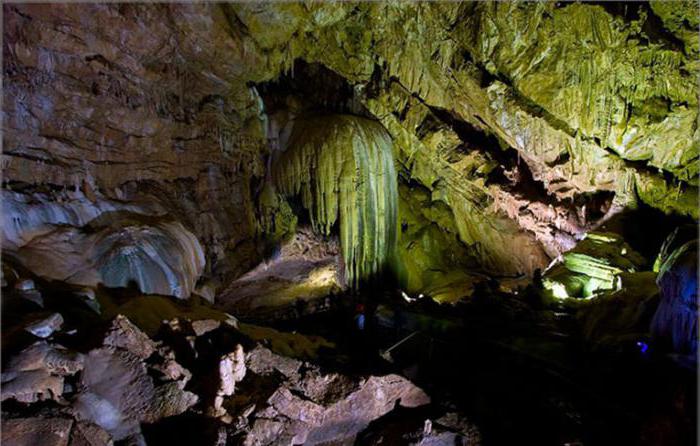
25, 313, 64, 338
2, 417, 74, 446
13, 278, 45, 307
7, 341, 84, 376
73, 317, 199, 441
1, 342, 83, 404
2, 312, 441, 446
577, 272, 660, 351
73, 347, 156, 440
234, 344, 431, 445
145, 382, 199, 423
151, 347, 192, 386
542, 232, 646, 299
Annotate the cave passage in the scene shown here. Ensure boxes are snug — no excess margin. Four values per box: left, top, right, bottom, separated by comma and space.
1, 3, 698, 446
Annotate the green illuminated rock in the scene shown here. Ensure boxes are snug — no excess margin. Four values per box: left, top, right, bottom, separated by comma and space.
543, 233, 647, 299
228, 1, 697, 281
273, 114, 398, 286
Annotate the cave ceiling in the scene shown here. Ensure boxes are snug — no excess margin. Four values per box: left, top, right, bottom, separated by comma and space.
2, 1, 698, 296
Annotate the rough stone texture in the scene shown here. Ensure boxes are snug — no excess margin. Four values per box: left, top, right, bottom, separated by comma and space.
3, 3, 267, 295
2, 417, 74, 446
73, 347, 155, 440
103, 314, 157, 359
239, 345, 430, 446
1, 341, 84, 404
1, 369, 65, 404
246, 344, 303, 379
73, 345, 198, 440
68, 421, 114, 446
191, 319, 221, 337
3, 191, 206, 299
0, 310, 438, 446
358, 411, 482, 446
228, 1, 698, 273
220, 227, 343, 317
6, 341, 84, 376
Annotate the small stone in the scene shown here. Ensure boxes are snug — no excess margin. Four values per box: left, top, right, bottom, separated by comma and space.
25, 313, 64, 338
15, 279, 36, 291
191, 319, 220, 337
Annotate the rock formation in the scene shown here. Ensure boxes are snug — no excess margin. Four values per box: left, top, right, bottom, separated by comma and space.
1, 3, 697, 445
4, 2, 697, 299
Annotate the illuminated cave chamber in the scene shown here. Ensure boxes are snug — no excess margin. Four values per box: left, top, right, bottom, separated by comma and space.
2, 3, 698, 446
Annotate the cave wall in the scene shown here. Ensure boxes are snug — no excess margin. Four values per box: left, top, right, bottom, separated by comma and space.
2, 4, 268, 290
3, 2, 697, 297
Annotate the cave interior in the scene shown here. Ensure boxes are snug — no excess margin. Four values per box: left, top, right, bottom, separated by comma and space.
1, 2, 698, 446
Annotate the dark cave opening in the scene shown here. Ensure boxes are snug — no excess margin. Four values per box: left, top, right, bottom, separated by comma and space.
600, 203, 697, 267
254, 59, 373, 119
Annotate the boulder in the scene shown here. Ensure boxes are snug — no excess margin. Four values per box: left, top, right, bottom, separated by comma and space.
239, 345, 430, 445
1, 342, 84, 404
103, 315, 157, 360
73, 348, 155, 440
246, 344, 303, 379
1, 369, 64, 404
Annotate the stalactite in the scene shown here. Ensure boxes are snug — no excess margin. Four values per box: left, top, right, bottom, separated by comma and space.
273, 114, 398, 286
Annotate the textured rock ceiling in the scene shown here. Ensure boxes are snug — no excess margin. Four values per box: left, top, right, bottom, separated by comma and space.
2, 2, 698, 298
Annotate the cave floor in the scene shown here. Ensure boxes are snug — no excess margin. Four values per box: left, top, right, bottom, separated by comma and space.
234, 287, 697, 446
